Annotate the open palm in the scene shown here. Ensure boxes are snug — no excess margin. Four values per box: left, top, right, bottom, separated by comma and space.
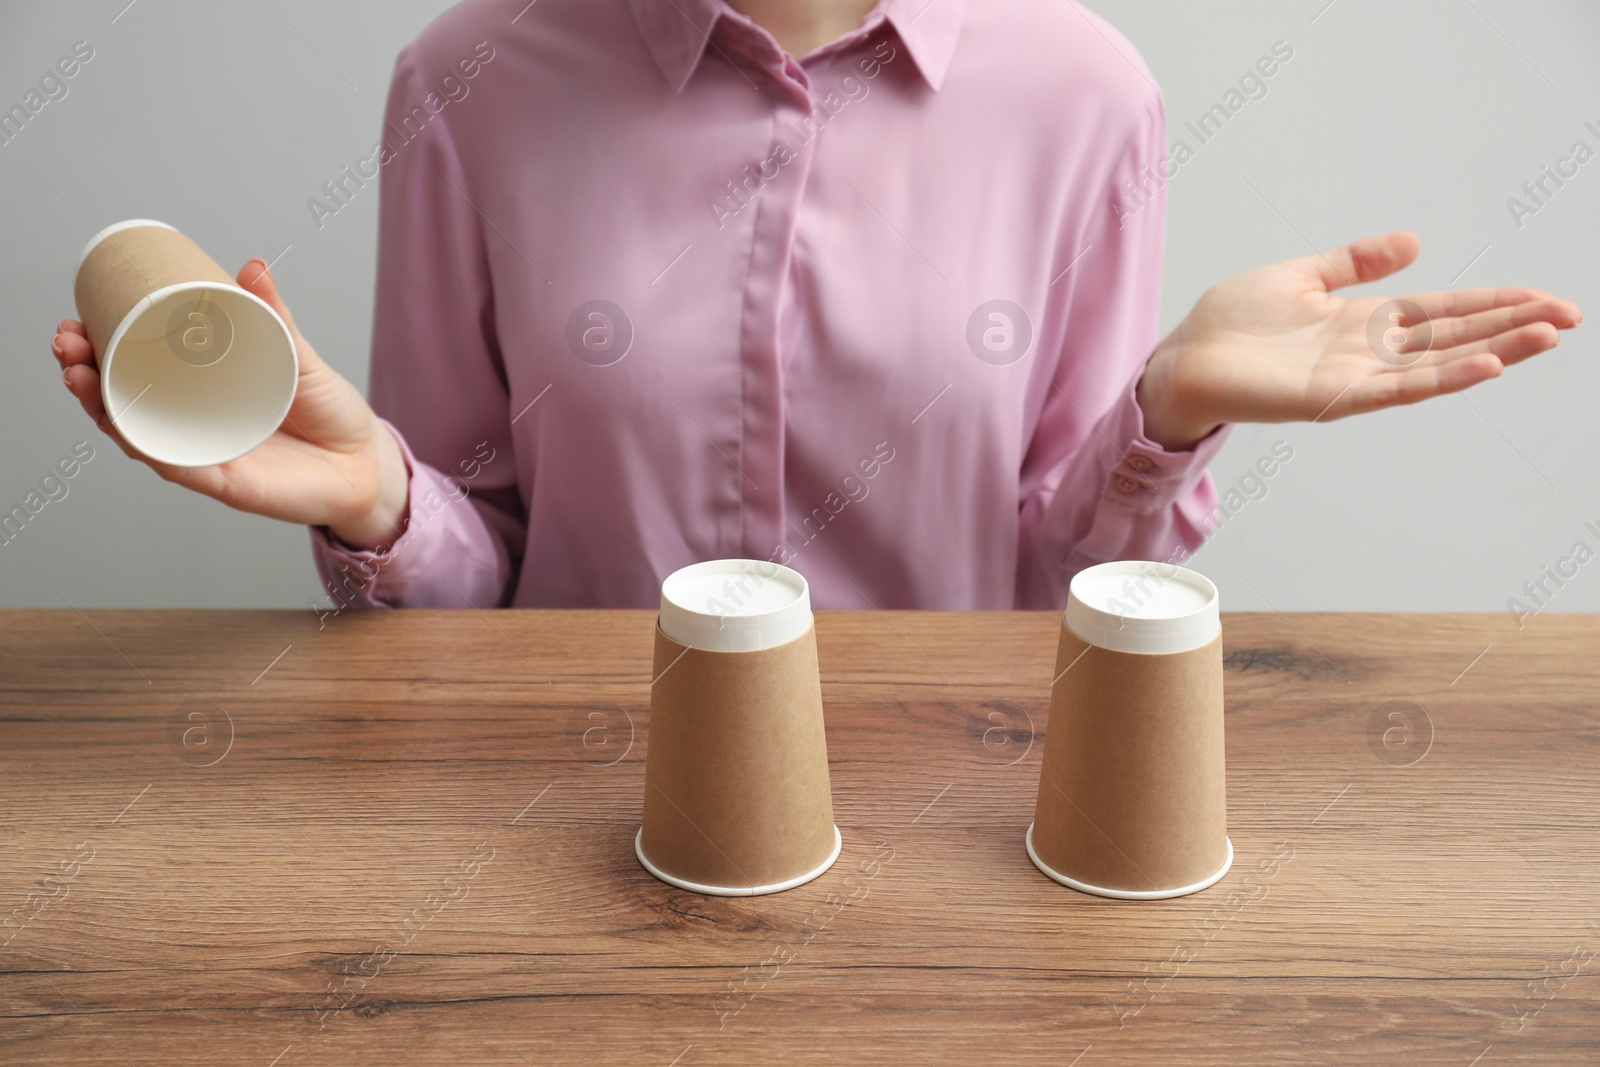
1143, 232, 1582, 444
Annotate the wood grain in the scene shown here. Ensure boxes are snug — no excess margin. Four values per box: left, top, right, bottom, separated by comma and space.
1, 608, 1597, 1064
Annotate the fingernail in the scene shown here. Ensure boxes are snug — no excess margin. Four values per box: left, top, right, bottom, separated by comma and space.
62, 369, 72, 389
51, 338, 63, 356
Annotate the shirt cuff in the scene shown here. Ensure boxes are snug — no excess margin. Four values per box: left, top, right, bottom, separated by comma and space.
1094, 371, 1232, 513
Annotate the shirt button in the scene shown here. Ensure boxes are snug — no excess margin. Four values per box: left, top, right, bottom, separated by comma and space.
1114, 475, 1141, 494
1127, 454, 1154, 473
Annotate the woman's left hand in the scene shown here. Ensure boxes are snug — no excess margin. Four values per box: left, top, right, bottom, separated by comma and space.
1135, 231, 1583, 449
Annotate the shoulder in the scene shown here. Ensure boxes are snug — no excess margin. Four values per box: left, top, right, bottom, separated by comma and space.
397, 0, 635, 73
394, 0, 511, 77
956, 0, 1162, 139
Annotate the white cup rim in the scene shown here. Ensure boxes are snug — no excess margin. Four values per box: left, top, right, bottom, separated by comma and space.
635, 825, 842, 896
1026, 823, 1234, 900
659, 559, 812, 652
1064, 560, 1220, 655
77, 218, 177, 272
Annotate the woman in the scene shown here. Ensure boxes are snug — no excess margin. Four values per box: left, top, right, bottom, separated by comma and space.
49, 0, 1581, 609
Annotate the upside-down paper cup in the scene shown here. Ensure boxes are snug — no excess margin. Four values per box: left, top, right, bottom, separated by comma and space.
73, 219, 297, 467
637, 559, 841, 896
1027, 560, 1232, 900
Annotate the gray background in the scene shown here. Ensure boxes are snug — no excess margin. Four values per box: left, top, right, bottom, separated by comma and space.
0, 0, 1594, 615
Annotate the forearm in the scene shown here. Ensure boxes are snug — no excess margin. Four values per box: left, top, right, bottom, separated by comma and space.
1135, 328, 1225, 452
325, 422, 411, 550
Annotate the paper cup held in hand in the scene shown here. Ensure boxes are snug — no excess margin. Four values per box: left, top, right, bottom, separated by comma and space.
1027, 560, 1232, 900
638, 559, 841, 896
73, 220, 297, 467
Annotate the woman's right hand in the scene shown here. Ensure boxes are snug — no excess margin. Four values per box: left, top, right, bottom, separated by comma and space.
52, 259, 410, 550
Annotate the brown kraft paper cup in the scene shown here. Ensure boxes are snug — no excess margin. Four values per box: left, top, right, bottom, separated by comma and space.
638, 560, 840, 895
73, 220, 297, 468
1028, 561, 1231, 899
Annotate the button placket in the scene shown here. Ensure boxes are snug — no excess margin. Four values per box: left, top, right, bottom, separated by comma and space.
734, 93, 821, 559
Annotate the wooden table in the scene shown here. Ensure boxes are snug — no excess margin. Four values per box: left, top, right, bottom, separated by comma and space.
1, 609, 1596, 1064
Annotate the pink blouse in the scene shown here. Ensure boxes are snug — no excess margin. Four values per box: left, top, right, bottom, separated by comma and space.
310, 0, 1229, 611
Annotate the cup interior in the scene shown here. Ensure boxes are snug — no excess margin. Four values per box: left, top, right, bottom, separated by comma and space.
102, 283, 297, 467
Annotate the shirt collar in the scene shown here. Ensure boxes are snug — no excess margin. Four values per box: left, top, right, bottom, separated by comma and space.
627, 0, 964, 94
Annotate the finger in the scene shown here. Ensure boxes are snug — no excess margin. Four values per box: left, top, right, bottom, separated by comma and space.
1402, 286, 1579, 321
237, 259, 292, 327
1415, 321, 1562, 372
1343, 353, 1504, 415
53, 330, 96, 368
62, 363, 106, 417
62, 362, 113, 435
58, 319, 87, 338
62, 363, 229, 490
1290, 231, 1420, 292
1414, 298, 1582, 351
238, 259, 330, 375
63, 365, 147, 461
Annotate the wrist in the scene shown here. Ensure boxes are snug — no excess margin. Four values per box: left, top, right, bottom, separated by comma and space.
1136, 331, 1222, 451
326, 423, 409, 551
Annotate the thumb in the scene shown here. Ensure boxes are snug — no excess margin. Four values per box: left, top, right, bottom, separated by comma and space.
237, 259, 324, 371
1289, 231, 1421, 293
